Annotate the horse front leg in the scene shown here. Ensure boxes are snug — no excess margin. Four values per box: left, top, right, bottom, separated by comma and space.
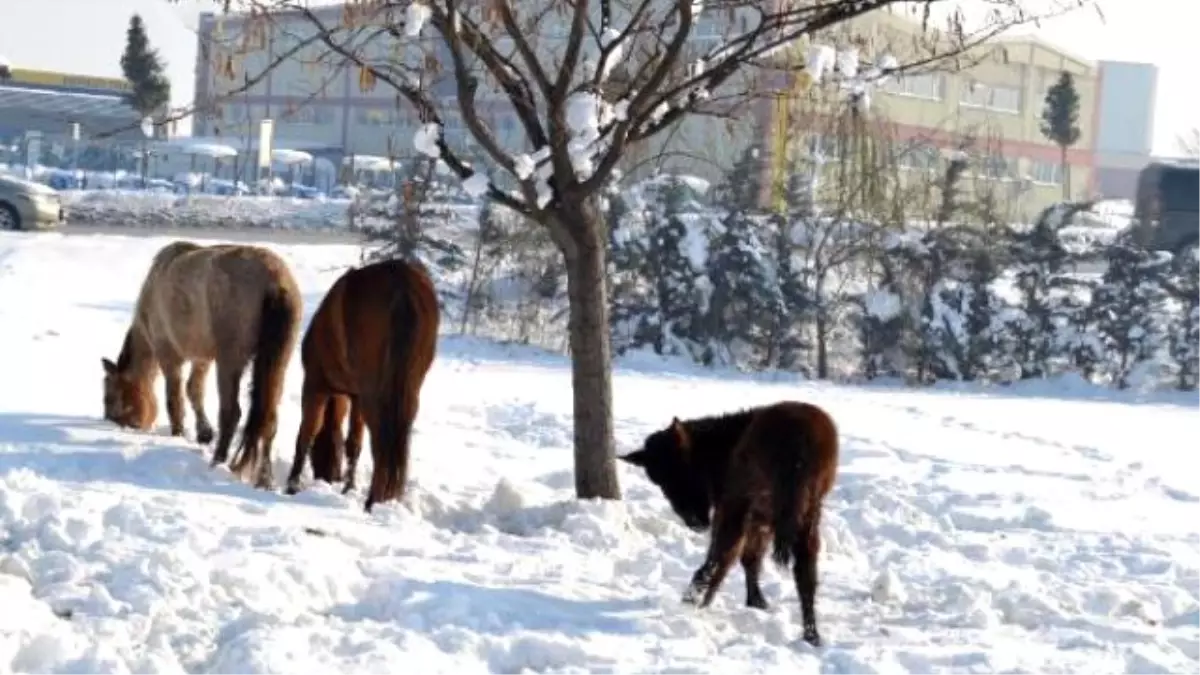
683, 501, 749, 609
159, 358, 186, 438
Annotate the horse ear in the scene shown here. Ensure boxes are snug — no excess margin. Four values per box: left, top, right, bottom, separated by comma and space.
619, 449, 649, 467
102, 357, 118, 375
670, 417, 690, 451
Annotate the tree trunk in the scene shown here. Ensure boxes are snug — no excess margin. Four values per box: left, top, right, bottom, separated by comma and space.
557, 198, 622, 501
1061, 145, 1070, 200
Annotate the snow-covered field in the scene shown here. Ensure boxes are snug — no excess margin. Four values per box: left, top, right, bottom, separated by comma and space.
1, 231, 1197, 674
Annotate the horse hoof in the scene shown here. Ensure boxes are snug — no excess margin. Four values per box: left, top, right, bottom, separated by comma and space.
341, 482, 356, 495
284, 482, 301, 496
197, 428, 215, 445
802, 630, 822, 648
747, 596, 770, 611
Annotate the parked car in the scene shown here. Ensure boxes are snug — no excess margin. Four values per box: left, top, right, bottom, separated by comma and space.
1131, 159, 1199, 253
0, 174, 66, 230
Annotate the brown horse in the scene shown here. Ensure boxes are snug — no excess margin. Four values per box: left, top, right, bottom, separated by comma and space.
102, 240, 303, 488
620, 400, 839, 647
285, 257, 439, 511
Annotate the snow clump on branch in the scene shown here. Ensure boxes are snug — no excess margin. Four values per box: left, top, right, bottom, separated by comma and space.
413, 122, 441, 159
404, 2, 430, 37
805, 44, 900, 113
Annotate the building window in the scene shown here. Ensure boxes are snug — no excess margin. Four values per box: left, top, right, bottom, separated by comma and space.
356, 107, 393, 126
960, 80, 1022, 113
807, 134, 844, 161
896, 142, 940, 171
1030, 160, 1063, 184
692, 18, 723, 41
980, 154, 1013, 180
279, 104, 334, 125
881, 73, 946, 100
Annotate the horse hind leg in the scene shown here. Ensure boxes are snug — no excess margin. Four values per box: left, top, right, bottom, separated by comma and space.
740, 523, 771, 610
210, 357, 246, 469
285, 381, 330, 496
253, 405, 280, 490
791, 511, 824, 647
342, 397, 365, 495
187, 360, 215, 445
310, 395, 348, 485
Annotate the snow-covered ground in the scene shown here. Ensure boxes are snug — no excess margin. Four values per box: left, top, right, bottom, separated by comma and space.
0, 231, 1196, 674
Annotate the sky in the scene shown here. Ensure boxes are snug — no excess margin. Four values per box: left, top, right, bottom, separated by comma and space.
1, 0, 1197, 156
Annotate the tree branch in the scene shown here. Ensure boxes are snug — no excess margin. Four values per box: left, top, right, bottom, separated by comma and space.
291, 5, 531, 215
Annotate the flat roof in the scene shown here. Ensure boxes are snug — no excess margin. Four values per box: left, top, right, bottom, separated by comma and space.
0, 84, 139, 122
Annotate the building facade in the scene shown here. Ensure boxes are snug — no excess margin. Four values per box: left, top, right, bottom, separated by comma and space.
1091, 60, 1158, 200
762, 9, 1103, 221
190, 4, 760, 186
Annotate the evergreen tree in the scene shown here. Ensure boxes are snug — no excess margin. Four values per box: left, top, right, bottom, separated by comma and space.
1164, 246, 1200, 390
120, 14, 171, 120
605, 181, 656, 354
715, 144, 766, 213
1039, 72, 1081, 199
1006, 202, 1089, 379
1089, 235, 1173, 388
704, 211, 784, 366
363, 156, 467, 309
643, 176, 712, 360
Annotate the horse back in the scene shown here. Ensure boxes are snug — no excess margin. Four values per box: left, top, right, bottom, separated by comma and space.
302, 258, 438, 394
733, 401, 839, 501
137, 242, 300, 360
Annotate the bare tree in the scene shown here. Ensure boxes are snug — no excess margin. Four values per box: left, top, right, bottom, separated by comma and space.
212, 0, 1088, 500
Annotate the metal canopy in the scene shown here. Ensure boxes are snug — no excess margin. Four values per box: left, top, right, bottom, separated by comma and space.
0, 84, 140, 126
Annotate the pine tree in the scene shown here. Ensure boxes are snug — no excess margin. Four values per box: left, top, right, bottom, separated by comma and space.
1007, 203, 1089, 379
705, 211, 784, 367
1090, 235, 1173, 389
643, 176, 712, 360
1164, 247, 1200, 390
1040, 72, 1081, 200
120, 14, 171, 120
715, 144, 766, 213
605, 181, 655, 354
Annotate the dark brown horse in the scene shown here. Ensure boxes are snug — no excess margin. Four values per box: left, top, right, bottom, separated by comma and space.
620, 400, 839, 647
285, 257, 439, 511
102, 241, 303, 488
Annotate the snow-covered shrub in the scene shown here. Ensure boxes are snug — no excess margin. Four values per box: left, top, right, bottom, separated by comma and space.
1005, 202, 1095, 380
1164, 246, 1200, 390
1088, 234, 1174, 389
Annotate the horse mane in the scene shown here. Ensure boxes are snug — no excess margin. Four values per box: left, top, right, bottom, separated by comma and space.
678, 407, 758, 459
116, 329, 135, 371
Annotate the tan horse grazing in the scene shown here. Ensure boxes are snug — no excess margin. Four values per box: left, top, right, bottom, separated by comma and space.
284, 257, 439, 511
102, 240, 303, 488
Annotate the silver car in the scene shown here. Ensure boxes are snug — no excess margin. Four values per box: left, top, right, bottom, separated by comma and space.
0, 174, 66, 230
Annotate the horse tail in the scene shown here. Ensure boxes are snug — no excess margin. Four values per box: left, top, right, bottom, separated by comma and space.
234, 284, 301, 474
770, 440, 804, 569
770, 403, 838, 568
368, 262, 438, 510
